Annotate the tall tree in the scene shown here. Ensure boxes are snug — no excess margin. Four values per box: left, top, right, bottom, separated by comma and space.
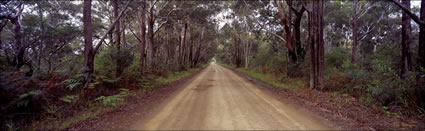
276, 0, 296, 62
400, 0, 412, 78
0, 2, 26, 69
82, 0, 94, 88
351, 0, 379, 62
309, 0, 325, 89
113, 0, 122, 77
391, 0, 425, 76
139, 1, 146, 75
82, 0, 131, 87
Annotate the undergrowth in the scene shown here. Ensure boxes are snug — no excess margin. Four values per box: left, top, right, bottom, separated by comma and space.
1, 63, 205, 130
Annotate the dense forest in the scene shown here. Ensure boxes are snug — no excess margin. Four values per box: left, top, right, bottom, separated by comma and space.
0, 0, 424, 130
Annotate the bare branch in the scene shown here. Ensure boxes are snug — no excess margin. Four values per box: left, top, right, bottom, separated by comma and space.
257, 21, 286, 43
358, 2, 377, 19
129, 27, 142, 43
94, 0, 131, 53
153, 21, 167, 36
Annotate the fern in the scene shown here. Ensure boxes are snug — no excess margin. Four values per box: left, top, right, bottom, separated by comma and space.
15, 90, 41, 108
60, 95, 78, 103
95, 88, 133, 107
64, 79, 81, 90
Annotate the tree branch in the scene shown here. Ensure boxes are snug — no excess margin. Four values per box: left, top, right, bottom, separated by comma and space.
391, 0, 425, 25
94, 0, 131, 53
129, 27, 142, 43
257, 21, 286, 43
153, 21, 167, 36
358, 2, 377, 19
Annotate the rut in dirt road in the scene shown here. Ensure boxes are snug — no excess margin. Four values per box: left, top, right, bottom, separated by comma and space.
131, 63, 336, 130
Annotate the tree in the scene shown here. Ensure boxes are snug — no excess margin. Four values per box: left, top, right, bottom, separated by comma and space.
391, 0, 425, 72
276, 0, 297, 62
113, 0, 122, 77
400, 0, 412, 78
82, 0, 94, 88
0, 1, 26, 69
82, 0, 131, 88
351, 0, 382, 62
139, 1, 147, 75
308, 0, 325, 89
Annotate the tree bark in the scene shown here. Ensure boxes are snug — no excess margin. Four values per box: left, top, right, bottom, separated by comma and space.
351, 0, 359, 63
293, 4, 306, 63
420, 0, 425, 71
139, 2, 146, 75
83, 0, 94, 88
113, 0, 122, 77
147, 1, 155, 69
2, 2, 26, 69
37, 3, 44, 72
401, 0, 412, 78
181, 22, 188, 66
193, 28, 204, 67
309, 0, 325, 89
392, 0, 425, 75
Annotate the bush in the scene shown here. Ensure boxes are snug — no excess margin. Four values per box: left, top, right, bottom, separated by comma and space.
94, 88, 134, 107
94, 46, 134, 80
326, 47, 349, 68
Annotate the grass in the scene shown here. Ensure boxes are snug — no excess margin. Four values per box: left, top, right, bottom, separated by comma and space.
28, 105, 109, 130
60, 108, 104, 129
236, 68, 289, 88
27, 65, 206, 130
220, 63, 305, 90
156, 66, 203, 86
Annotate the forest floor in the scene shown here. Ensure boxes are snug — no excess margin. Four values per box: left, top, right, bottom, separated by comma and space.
70, 63, 424, 130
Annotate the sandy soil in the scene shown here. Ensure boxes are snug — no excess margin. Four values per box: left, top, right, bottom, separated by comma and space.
131, 63, 337, 130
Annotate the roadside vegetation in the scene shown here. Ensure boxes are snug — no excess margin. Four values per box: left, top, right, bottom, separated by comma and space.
1, 0, 425, 130
0, 1, 216, 130
216, 0, 425, 127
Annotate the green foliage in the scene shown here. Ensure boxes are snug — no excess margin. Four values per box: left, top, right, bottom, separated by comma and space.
43, 104, 58, 115
326, 47, 349, 68
60, 95, 78, 103
94, 88, 134, 107
64, 79, 81, 91
13, 90, 42, 108
95, 46, 134, 79
139, 76, 155, 92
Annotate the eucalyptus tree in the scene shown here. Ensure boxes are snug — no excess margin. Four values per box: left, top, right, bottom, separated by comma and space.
0, 1, 25, 69
391, 0, 425, 79
308, 0, 325, 89
82, 0, 131, 88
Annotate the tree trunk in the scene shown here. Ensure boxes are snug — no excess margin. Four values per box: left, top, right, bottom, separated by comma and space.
351, 0, 359, 63
122, 20, 126, 47
139, 2, 146, 75
83, 0, 94, 88
293, 6, 306, 63
193, 28, 204, 67
419, 0, 425, 71
10, 10, 25, 69
113, 0, 122, 77
147, 1, 155, 69
37, 4, 44, 73
309, 0, 325, 89
401, 0, 412, 78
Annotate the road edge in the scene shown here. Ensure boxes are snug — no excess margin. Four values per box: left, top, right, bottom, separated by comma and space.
69, 65, 209, 130
220, 65, 358, 130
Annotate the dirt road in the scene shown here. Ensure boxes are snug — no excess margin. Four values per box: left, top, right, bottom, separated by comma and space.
131, 63, 335, 130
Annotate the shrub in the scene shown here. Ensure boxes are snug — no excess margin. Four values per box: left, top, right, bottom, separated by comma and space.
94, 88, 134, 107
326, 47, 349, 68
